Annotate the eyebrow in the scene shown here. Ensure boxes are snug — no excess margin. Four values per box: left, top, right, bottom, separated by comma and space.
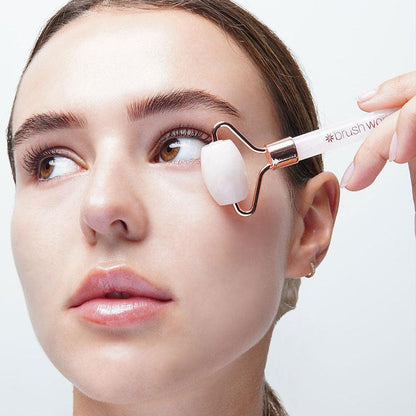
12, 112, 86, 150
127, 89, 240, 122
12, 89, 241, 151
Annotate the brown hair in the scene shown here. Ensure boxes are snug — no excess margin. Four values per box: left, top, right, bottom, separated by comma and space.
6, 1, 323, 414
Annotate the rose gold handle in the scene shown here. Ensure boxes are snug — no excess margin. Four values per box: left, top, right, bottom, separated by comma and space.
212, 122, 298, 217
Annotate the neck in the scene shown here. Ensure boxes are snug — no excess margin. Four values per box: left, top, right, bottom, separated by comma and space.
73, 328, 273, 416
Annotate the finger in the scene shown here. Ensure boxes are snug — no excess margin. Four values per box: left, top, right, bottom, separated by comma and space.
395, 96, 416, 163
357, 71, 416, 112
408, 159, 416, 210
340, 112, 399, 190
408, 159, 416, 235
342, 96, 416, 190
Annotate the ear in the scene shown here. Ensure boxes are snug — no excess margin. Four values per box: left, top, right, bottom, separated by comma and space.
285, 172, 340, 278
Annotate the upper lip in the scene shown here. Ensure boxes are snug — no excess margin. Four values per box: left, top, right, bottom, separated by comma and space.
68, 265, 173, 308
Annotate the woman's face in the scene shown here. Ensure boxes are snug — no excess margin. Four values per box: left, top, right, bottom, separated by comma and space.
11, 9, 295, 402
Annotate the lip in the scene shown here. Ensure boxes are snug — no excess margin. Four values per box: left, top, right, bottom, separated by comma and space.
68, 265, 173, 327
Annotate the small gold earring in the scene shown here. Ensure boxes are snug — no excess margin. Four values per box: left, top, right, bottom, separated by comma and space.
305, 262, 316, 278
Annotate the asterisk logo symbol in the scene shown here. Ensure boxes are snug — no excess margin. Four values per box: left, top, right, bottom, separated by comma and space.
325, 133, 335, 143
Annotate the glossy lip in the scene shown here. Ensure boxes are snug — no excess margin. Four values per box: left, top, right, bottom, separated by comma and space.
67, 265, 174, 326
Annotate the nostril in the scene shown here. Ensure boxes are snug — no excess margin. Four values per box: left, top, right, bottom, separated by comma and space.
109, 219, 128, 233
80, 190, 148, 242
120, 220, 128, 231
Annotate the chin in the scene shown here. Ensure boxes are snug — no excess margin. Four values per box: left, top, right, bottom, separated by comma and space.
74, 374, 148, 404
48, 341, 200, 405
67, 358, 166, 404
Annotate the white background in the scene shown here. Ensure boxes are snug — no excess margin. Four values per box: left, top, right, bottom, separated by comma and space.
0, 1, 414, 415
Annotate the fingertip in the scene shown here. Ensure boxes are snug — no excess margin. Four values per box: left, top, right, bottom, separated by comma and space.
388, 132, 398, 162
356, 97, 380, 113
342, 181, 365, 192
340, 158, 382, 192
340, 161, 355, 189
357, 88, 379, 104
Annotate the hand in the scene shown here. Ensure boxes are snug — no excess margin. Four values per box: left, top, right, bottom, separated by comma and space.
340, 71, 416, 214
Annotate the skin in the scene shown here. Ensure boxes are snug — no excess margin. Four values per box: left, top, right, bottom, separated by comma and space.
338, 71, 416, 235
349, 72, 416, 218
11, 8, 340, 416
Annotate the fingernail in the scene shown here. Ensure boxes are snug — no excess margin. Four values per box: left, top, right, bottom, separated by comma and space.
357, 87, 378, 103
340, 162, 355, 188
388, 132, 398, 162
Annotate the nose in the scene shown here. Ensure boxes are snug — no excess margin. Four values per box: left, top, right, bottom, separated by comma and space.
80, 156, 149, 245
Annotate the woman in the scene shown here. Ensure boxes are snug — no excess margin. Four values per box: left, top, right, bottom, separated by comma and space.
4, 1, 415, 415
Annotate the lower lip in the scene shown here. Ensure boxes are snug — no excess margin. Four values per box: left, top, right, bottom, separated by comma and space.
71, 297, 172, 327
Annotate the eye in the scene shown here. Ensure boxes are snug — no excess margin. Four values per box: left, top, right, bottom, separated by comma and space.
158, 138, 206, 163
39, 156, 80, 181
22, 146, 84, 182
155, 128, 211, 163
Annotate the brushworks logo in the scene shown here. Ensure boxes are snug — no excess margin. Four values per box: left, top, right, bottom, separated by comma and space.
325, 115, 386, 143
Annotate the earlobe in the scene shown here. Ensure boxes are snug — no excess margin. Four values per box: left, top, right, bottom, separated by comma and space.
285, 172, 340, 278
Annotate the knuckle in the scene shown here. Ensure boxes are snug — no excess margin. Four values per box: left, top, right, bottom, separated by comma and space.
382, 72, 416, 95
357, 138, 388, 165
404, 96, 416, 114
400, 99, 416, 125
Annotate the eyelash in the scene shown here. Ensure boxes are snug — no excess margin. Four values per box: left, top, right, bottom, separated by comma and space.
21, 126, 212, 179
151, 126, 211, 162
22, 145, 66, 178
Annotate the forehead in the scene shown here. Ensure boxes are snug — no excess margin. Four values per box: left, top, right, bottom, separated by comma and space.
13, 8, 277, 133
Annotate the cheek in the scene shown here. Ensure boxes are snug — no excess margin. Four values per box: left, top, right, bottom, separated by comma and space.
11, 186, 81, 344
150, 169, 292, 363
